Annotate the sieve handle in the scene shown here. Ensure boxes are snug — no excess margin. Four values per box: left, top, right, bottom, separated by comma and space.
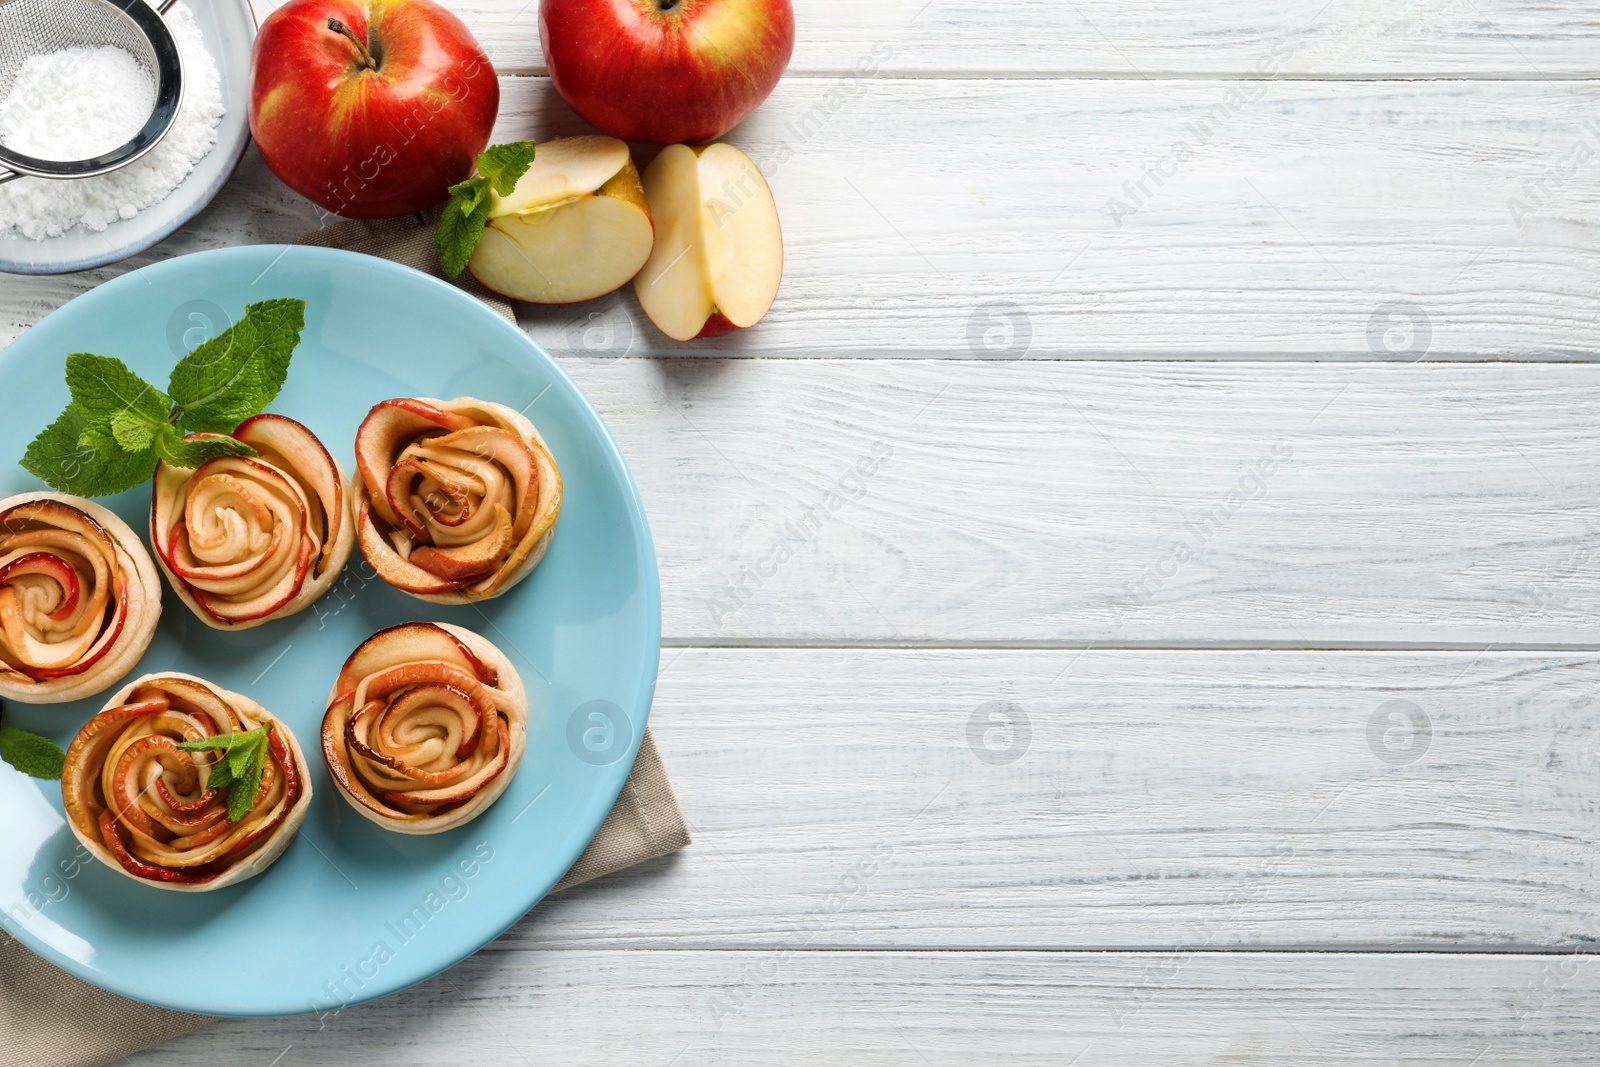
156, 0, 179, 11
0, 169, 21, 186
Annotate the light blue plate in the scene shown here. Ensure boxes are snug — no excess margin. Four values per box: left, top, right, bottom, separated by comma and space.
0, 245, 661, 1016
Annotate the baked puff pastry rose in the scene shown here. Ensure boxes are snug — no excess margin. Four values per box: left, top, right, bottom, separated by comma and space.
60, 673, 312, 891
0, 492, 161, 704
353, 398, 561, 603
322, 623, 527, 834
152, 415, 354, 629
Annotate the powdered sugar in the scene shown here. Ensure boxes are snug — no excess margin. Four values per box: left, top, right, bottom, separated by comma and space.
0, 46, 156, 162
0, 2, 224, 241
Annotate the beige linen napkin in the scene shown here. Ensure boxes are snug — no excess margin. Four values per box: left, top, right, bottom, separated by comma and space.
0, 213, 689, 1067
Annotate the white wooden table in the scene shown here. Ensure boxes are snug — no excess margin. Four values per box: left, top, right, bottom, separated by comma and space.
7, 0, 1600, 1061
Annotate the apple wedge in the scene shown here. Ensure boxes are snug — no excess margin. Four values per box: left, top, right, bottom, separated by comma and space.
467, 135, 654, 304
634, 143, 784, 341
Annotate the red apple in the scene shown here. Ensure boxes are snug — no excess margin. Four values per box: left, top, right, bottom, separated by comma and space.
250, 0, 499, 218
540, 0, 794, 144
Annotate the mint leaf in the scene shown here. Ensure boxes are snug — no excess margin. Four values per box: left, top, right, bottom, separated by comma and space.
229, 739, 266, 822
64, 353, 171, 443
22, 405, 159, 497
476, 140, 536, 196
206, 761, 233, 790
168, 299, 306, 435
110, 407, 160, 452
77, 424, 119, 454
449, 175, 488, 217
178, 726, 266, 754
0, 725, 65, 779
226, 733, 259, 778
436, 184, 492, 279
153, 427, 256, 469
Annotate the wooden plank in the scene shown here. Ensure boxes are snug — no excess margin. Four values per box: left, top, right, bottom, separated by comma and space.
252, 0, 1600, 78
7, 78, 1600, 360
130, 950, 1600, 1064
566, 358, 1600, 645
524, 649, 1596, 950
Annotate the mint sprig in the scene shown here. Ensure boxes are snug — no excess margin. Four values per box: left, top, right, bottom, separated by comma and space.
21, 299, 307, 497
0, 723, 65, 780
178, 726, 270, 823
435, 140, 537, 279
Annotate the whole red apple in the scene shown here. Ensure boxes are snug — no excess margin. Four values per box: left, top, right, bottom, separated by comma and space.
540, 0, 794, 144
250, 0, 499, 219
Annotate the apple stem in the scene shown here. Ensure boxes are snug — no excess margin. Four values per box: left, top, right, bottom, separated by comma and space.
326, 18, 378, 71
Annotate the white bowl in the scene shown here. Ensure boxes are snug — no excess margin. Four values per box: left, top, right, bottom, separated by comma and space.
0, 0, 257, 275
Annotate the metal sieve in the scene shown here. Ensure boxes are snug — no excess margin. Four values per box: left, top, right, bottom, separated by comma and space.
0, 0, 184, 184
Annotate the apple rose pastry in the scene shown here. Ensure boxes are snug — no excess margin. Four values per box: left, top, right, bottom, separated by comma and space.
60, 673, 312, 891
0, 492, 161, 704
151, 414, 355, 629
322, 622, 527, 834
353, 398, 561, 603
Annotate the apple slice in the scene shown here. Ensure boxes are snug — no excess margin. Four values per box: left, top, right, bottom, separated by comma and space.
632, 145, 711, 341
467, 135, 654, 304
634, 143, 784, 341
488, 135, 632, 215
